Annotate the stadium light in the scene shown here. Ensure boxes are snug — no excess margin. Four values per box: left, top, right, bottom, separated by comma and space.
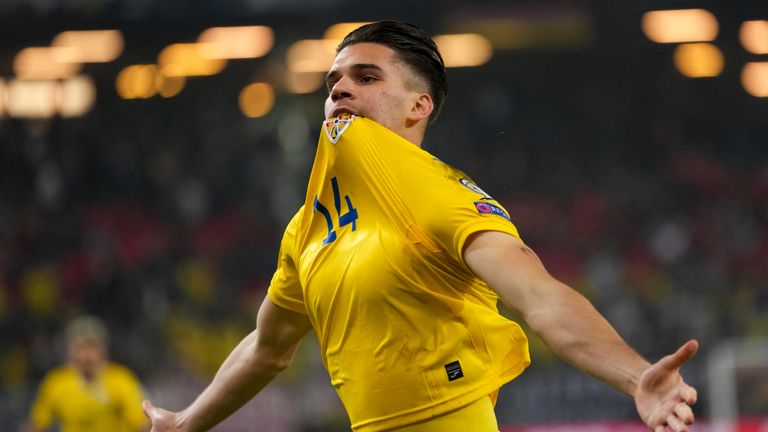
158, 43, 227, 77
6, 79, 58, 118
740, 21, 768, 54
116, 65, 187, 99
51, 30, 124, 63
285, 71, 325, 94
642, 9, 718, 43
673, 43, 724, 78
157, 75, 186, 98
742, 62, 768, 97
286, 39, 337, 73
324, 22, 371, 42
433, 34, 493, 67
13, 47, 83, 80
57, 76, 97, 117
197, 26, 274, 59
116, 65, 159, 99
239, 82, 274, 118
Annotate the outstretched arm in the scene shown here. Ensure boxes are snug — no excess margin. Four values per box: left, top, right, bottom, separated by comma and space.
142, 297, 312, 432
464, 230, 697, 432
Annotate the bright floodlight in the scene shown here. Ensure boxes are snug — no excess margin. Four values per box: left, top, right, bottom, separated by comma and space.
239, 83, 275, 118
58, 75, 97, 117
6, 79, 58, 118
642, 9, 718, 43
14, 47, 83, 80
434, 34, 493, 67
52, 30, 124, 63
740, 21, 768, 54
158, 43, 227, 77
673, 43, 724, 78
197, 26, 274, 59
324, 22, 372, 42
742, 62, 768, 97
286, 39, 337, 73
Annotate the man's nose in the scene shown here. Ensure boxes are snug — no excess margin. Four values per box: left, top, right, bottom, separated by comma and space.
330, 77, 353, 101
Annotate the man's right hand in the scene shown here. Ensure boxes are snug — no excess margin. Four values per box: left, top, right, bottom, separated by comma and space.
143, 400, 184, 432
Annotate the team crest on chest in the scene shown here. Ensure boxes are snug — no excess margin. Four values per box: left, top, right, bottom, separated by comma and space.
324, 114, 355, 144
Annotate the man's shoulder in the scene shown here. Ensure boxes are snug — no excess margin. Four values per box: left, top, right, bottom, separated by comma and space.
103, 362, 139, 378
38, 365, 79, 389
50, 363, 79, 377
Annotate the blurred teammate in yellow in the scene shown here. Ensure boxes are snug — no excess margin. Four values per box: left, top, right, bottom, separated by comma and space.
25, 316, 149, 432
144, 21, 698, 432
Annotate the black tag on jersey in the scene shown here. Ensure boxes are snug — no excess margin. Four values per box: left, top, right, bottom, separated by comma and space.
444, 360, 464, 381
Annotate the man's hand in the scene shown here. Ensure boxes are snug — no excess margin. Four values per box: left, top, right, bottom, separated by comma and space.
635, 340, 699, 432
142, 400, 184, 432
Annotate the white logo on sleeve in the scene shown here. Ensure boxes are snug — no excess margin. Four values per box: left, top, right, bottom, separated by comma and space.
460, 178, 493, 200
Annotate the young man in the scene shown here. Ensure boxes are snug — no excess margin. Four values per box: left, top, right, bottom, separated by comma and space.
143, 21, 698, 432
26, 316, 149, 432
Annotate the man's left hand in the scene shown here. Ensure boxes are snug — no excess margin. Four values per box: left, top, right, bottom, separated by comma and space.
635, 340, 699, 432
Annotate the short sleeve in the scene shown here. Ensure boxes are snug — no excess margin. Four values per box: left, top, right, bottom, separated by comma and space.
267, 209, 307, 314
29, 372, 57, 429
406, 162, 521, 267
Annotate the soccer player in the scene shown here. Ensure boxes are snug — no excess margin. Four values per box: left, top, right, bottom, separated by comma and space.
25, 316, 149, 432
143, 21, 698, 432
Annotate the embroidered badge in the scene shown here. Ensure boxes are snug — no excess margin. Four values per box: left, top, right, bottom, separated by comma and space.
324, 114, 355, 144
460, 178, 493, 200
474, 201, 511, 221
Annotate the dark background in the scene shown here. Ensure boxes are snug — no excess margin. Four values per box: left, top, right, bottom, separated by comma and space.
1, 0, 767, 430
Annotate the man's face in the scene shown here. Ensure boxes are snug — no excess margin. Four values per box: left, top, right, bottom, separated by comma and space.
324, 43, 425, 137
69, 340, 106, 380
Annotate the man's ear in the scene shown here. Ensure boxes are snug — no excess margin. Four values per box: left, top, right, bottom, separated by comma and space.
408, 93, 434, 122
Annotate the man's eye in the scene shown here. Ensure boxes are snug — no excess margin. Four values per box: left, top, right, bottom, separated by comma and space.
360, 76, 376, 83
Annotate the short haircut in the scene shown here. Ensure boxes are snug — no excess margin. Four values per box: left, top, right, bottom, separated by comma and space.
66, 315, 109, 347
337, 20, 448, 124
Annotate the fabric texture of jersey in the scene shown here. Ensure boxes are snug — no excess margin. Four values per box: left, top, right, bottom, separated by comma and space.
268, 116, 530, 431
29, 363, 148, 432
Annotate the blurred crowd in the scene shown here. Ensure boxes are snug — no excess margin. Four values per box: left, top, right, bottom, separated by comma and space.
1, 28, 768, 431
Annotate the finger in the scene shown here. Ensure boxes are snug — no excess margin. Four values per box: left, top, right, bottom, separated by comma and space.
142, 400, 156, 420
674, 402, 695, 425
667, 414, 688, 432
659, 340, 699, 371
679, 385, 698, 405
654, 425, 667, 432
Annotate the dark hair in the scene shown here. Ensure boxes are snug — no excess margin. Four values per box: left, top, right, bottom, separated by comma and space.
337, 20, 448, 124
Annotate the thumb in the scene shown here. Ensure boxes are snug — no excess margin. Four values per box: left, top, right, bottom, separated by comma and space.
142, 400, 156, 419
658, 339, 699, 371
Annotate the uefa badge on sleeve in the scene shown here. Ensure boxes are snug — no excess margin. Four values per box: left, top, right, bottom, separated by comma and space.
474, 201, 511, 221
324, 114, 355, 144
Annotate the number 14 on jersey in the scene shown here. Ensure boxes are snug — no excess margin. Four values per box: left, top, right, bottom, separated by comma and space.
314, 177, 358, 245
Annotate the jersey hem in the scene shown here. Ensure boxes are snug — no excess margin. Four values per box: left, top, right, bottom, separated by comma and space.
350, 360, 529, 432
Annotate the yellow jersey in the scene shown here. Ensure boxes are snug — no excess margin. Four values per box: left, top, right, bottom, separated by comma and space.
29, 363, 148, 432
268, 116, 530, 431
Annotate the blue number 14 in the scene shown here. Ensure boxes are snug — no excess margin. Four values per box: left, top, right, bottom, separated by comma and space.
314, 177, 358, 245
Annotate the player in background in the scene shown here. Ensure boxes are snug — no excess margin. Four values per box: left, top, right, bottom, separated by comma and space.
143, 21, 698, 432
25, 316, 149, 432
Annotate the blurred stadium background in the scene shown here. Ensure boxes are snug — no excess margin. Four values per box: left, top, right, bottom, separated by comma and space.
1, 0, 768, 430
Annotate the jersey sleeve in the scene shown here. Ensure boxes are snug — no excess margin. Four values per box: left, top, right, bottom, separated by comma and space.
267, 209, 307, 314
406, 163, 521, 267
29, 372, 57, 429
